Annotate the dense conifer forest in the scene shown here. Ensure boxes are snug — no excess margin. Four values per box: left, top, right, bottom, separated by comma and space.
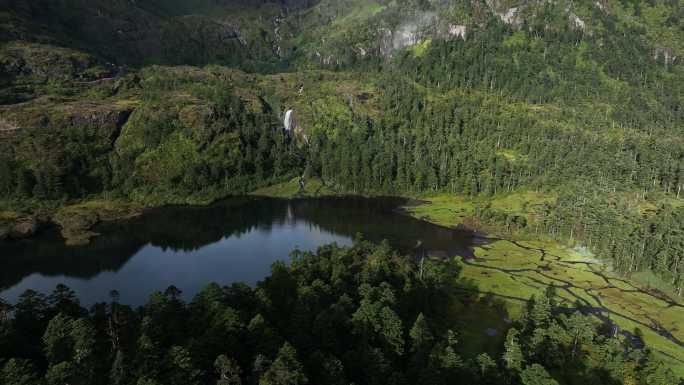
0, 242, 680, 385
1, 0, 683, 383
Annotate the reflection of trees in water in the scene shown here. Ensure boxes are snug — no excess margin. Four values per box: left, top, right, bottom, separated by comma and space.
0, 197, 477, 293
106, 197, 291, 252
0, 197, 288, 291
0, 228, 145, 291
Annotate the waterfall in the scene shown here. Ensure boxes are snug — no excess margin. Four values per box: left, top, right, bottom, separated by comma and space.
284, 109, 294, 131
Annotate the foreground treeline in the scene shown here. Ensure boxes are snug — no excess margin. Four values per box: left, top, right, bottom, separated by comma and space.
0, 242, 679, 385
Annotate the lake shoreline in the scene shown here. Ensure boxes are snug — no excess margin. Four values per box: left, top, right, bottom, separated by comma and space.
0, 196, 477, 306
1, 181, 489, 247
3, 191, 684, 376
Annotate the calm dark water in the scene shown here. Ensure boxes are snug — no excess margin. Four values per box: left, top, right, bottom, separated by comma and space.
0, 197, 475, 306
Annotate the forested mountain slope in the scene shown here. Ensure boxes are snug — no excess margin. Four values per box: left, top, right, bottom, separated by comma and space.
0, 0, 683, 381
0, 0, 318, 70
1, 0, 682, 285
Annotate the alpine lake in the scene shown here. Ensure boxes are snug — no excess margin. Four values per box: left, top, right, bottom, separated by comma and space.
0, 197, 476, 306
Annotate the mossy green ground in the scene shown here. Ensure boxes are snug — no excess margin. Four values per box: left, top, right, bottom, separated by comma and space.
406, 195, 475, 227
410, 39, 432, 58
52, 200, 142, 245
406, 191, 555, 231
0, 199, 142, 244
0, 211, 19, 221
331, 1, 385, 27
407, 194, 684, 376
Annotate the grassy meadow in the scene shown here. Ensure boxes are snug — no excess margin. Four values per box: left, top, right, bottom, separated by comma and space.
405, 195, 684, 376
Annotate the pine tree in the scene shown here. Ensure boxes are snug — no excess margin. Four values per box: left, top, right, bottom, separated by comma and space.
110, 350, 129, 385
70, 318, 96, 382
641, 359, 680, 385
519, 364, 559, 385
503, 328, 524, 372
409, 313, 434, 352
136, 377, 162, 385
45, 361, 76, 385
14, 169, 31, 198
165, 346, 200, 385
1, 359, 41, 385
259, 343, 308, 385
475, 353, 496, 377
48, 284, 84, 319
530, 295, 551, 328
562, 312, 595, 359
215, 355, 242, 385
42, 313, 73, 365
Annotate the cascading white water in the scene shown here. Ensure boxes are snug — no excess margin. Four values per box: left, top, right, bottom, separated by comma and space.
284, 109, 294, 131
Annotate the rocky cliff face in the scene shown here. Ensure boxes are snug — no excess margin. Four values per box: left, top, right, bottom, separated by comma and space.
280, 0, 681, 67
384, 12, 438, 55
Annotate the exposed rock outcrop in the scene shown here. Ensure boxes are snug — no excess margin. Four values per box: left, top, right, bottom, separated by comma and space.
53, 210, 100, 246
654, 47, 678, 66
8, 216, 40, 239
447, 24, 467, 40
498, 7, 521, 27
283, 108, 307, 142
375, 13, 438, 58
0, 119, 20, 138
569, 13, 586, 31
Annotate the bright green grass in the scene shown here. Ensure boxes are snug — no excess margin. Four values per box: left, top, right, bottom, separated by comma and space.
407, 195, 684, 376
331, 1, 385, 27
456, 240, 684, 376
490, 191, 554, 213
404, 195, 475, 227
496, 149, 527, 162
55, 200, 142, 219
404, 191, 554, 229
410, 39, 432, 58
631, 269, 683, 299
